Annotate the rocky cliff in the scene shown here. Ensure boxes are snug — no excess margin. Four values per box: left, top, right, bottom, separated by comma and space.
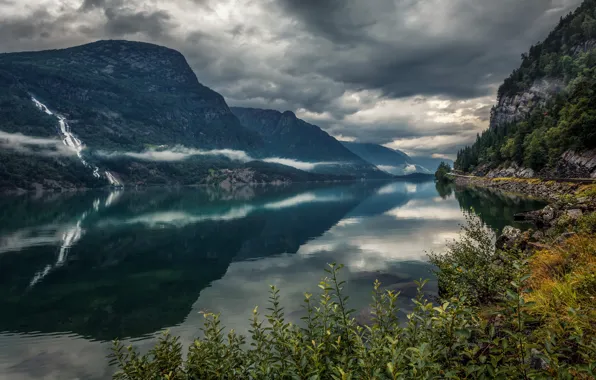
489, 79, 563, 130
474, 150, 596, 179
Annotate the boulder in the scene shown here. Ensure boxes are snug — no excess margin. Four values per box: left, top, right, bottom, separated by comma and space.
530, 349, 549, 371
555, 232, 576, 245
531, 230, 544, 241
496, 226, 523, 250
563, 209, 583, 221
541, 206, 556, 222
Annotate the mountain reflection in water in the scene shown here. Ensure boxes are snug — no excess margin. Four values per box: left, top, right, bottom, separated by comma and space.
0, 180, 545, 379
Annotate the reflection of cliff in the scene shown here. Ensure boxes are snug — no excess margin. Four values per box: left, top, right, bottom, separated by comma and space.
0, 184, 381, 341
454, 187, 545, 233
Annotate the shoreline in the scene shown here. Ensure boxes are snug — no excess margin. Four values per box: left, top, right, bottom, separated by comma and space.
453, 174, 596, 247
453, 175, 596, 203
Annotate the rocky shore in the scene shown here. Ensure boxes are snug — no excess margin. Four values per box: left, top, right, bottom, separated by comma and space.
455, 175, 596, 249
453, 175, 596, 202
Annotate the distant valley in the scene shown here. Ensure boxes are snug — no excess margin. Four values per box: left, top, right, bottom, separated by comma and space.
0, 40, 445, 192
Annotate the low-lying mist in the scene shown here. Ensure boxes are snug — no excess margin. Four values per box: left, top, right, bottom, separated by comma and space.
99, 146, 341, 171
0, 130, 76, 157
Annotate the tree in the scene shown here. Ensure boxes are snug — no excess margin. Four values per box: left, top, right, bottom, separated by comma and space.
435, 161, 453, 183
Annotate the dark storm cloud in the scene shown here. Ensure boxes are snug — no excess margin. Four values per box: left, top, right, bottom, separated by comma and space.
0, 9, 71, 40
276, 0, 580, 100
103, 8, 172, 39
278, 0, 380, 44
79, 0, 106, 11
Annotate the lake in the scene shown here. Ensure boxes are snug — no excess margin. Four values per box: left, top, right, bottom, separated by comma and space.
0, 180, 545, 379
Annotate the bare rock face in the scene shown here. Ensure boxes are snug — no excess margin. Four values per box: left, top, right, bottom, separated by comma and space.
490, 79, 563, 130
555, 150, 596, 178
486, 163, 535, 179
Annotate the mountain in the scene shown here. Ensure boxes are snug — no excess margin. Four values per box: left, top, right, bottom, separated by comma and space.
230, 107, 389, 178
1, 40, 262, 152
341, 142, 430, 175
455, 0, 596, 178
0, 40, 345, 191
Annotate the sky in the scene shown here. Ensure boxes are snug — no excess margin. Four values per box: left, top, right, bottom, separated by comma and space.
0, 0, 584, 159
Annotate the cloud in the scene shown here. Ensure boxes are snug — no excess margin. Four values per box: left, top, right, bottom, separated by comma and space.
376, 164, 419, 176
384, 132, 480, 160
102, 7, 172, 39
0, 0, 583, 158
263, 192, 344, 209
0, 130, 75, 157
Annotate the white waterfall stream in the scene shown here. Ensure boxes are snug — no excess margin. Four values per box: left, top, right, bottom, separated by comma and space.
31, 97, 122, 187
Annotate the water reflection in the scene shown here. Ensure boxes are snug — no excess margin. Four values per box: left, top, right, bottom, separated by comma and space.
0, 181, 544, 379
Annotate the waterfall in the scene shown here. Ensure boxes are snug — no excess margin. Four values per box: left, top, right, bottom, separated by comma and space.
31, 97, 122, 187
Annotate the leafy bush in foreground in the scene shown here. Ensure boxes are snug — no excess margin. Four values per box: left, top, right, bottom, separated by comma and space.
109, 215, 595, 379
428, 213, 520, 305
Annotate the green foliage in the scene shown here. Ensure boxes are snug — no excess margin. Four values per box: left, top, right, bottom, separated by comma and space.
434, 161, 452, 183
577, 211, 596, 233
428, 213, 520, 305
110, 248, 595, 379
456, 0, 596, 174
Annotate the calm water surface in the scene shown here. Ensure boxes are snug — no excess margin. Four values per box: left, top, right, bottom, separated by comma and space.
0, 180, 545, 379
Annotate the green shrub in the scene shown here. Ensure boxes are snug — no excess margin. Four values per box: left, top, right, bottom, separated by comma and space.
428, 213, 520, 305
109, 266, 595, 379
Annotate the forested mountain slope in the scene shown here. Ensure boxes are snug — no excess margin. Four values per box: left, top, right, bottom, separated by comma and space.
455, 0, 596, 178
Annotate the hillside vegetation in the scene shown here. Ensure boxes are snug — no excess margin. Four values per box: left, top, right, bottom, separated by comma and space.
456, 0, 596, 174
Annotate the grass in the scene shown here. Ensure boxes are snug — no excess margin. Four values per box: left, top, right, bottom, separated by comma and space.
490, 177, 540, 183
577, 184, 596, 199
526, 234, 596, 337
